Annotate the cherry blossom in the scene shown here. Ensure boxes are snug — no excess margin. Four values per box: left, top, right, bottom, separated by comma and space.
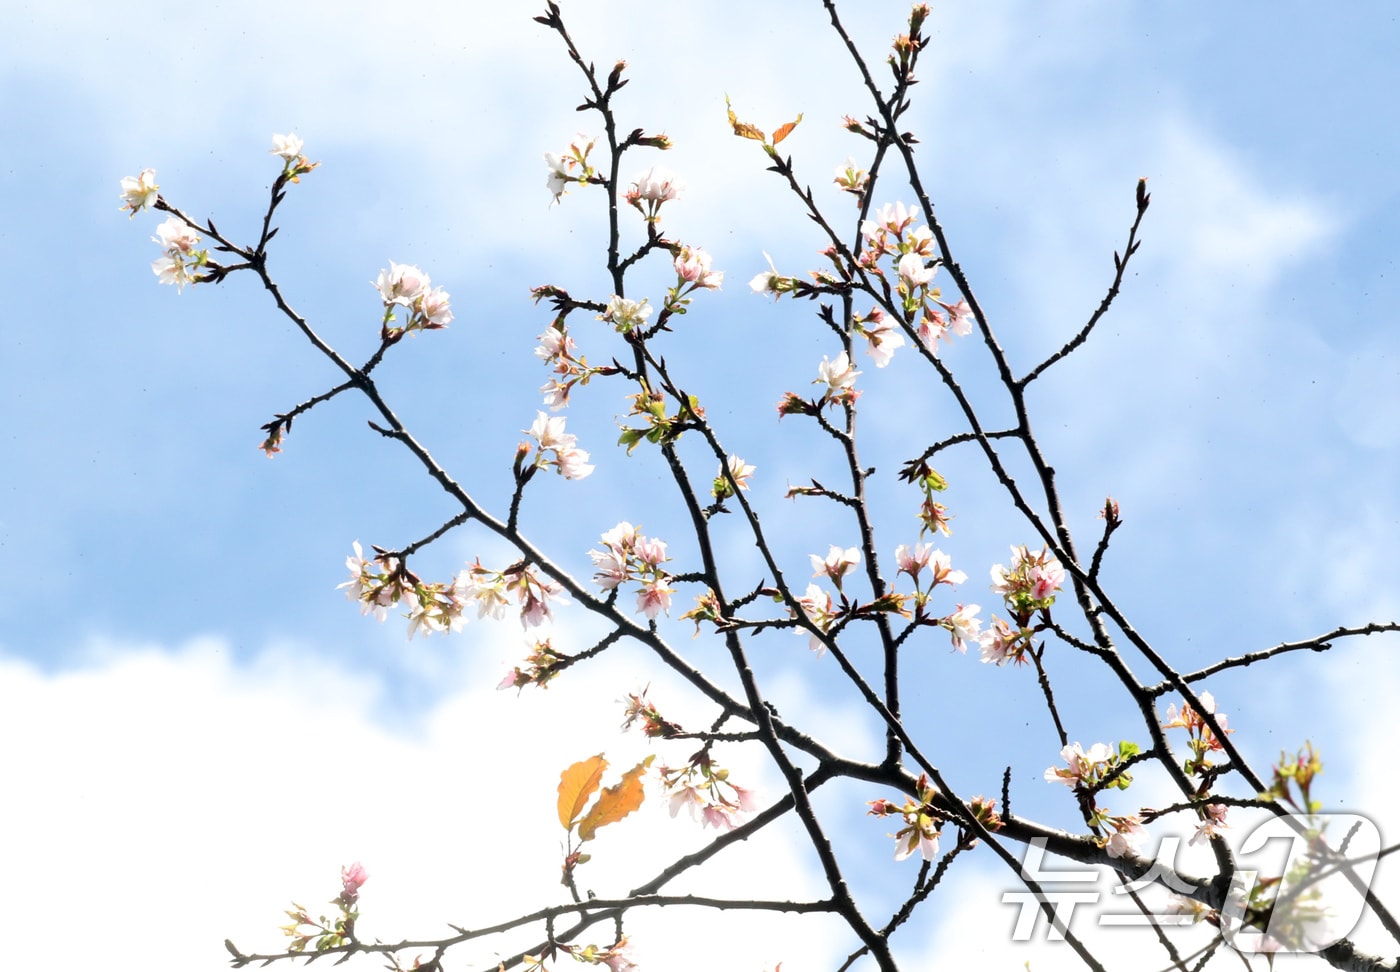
543, 133, 597, 203
1044, 741, 1114, 788
588, 523, 674, 618
941, 298, 975, 335
629, 165, 684, 203
339, 862, 368, 904
636, 578, 674, 619
713, 454, 755, 499
269, 132, 304, 161
978, 615, 1025, 666
895, 543, 932, 581
418, 287, 453, 327
153, 217, 200, 254
119, 168, 159, 217
897, 252, 935, 288
674, 245, 724, 290
748, 251, 787, 299
525, 411, 594, 479
660, 755, 756, 831
602, 295, 653, 332
1104, 816, 1147, 859
860, 313, 906, 368
150, 216, 206, 292
867, 774, 942, 863
811, 544, 860, 589
1189, 803, 1229, 845
792, 583, 837, 655
990, 544, 1065, 616
373, 262, 430, 307
833, 157, 870, 200
815, 350, 861, 406
944, 603, 983, 653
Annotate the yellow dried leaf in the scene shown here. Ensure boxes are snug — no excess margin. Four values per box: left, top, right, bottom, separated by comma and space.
577, 755, 654, 841
557, 754, 607, 830
725, 95, 767, 142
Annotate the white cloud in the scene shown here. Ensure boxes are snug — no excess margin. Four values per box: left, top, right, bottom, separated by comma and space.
0, 636, 864, 971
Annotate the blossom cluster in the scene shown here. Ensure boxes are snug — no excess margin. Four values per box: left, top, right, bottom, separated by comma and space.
339, 544, 568, 637
497, 638, 565, 692
672, 244, 723, 292
524, 411, 594, 479
660, 750, 758, 832
859, 201, 974, 356
372, 261, 453, 336
536, 321, 586, 410
1044, 742, 1149, 857
620, 689, 683, 739
547, 937, 638, 972
895, 541, 967, 609
661, 243, 725, 319
867, 773, 943, 862
588, 522, 675, 620
150, 215, 208, 292
1162, 690, 1232, 773
969, 545, 1067, 666
1159, 692, 1238, 842
281, 862, 366, 954
600, 295, 653, 334
626, 165, 685, 222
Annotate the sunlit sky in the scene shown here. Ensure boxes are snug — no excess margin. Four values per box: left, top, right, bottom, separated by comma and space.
3, 2, 1400, 970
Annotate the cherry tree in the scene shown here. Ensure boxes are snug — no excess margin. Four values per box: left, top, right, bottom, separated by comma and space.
122, 4, 1400, 971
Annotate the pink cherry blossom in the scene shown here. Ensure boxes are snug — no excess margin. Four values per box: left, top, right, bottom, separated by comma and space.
895, 543, 932, 581
636, 578, 675, 620
811, 545, 860, 588
153, 217, 201, 255
340, 862, 368, 902
941, 298, 975, 335
589, 548, 629, 590
979, 615, 1023, 666
418, 287, 453, 327
1044, 741, 1114, 788
1105, 817, 1147, 859
674, 245, 723, 289
555, 444, 595, 480
373, 261, 430, 307
793, 583, 836, 655
861, 315, 906, 368
1190, 803, 1229, 845
945, 603, 983, 653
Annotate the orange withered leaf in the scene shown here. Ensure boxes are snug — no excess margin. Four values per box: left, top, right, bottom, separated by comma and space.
771, 114, 804, 145
557, 754, 608, 830
576, 755, 655, 841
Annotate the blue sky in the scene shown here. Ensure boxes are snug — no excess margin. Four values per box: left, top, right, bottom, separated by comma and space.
3, 2, 1400, 970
